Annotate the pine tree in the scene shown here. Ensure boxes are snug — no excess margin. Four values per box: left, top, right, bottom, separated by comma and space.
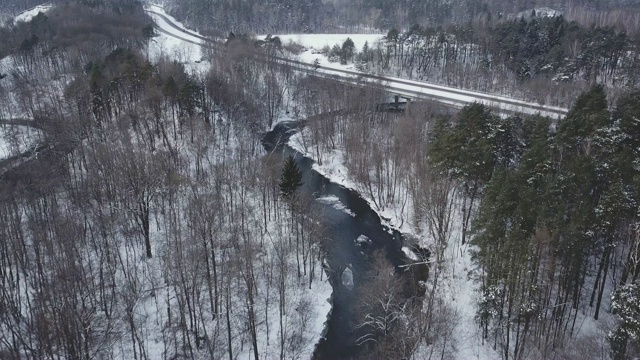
279, 155, 303, 200
610, 282, 640, 359
428, 103, 499, 244
340, 37, 355, 64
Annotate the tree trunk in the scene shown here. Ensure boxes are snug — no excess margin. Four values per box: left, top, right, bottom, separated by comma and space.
594, 246, 612, 320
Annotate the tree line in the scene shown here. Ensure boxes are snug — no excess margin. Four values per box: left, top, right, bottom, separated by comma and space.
349, 14, 638, 107
164, 0, 640, 36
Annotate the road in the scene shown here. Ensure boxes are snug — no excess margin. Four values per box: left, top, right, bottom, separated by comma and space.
145, 6, 569, 119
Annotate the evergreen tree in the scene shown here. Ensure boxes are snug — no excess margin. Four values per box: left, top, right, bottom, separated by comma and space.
556, 84, 610, 149
429, 103, 499, 244
610, 282, 640, 359
340, 37, 355, 64
616, 90, 640, 158
280, 155, 303, 199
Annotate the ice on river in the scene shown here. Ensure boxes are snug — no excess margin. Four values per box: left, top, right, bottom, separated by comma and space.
355, 235, 371, 246
342, 266, 354, 290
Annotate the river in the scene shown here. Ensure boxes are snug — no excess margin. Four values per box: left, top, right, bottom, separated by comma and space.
263, 120, 415, 360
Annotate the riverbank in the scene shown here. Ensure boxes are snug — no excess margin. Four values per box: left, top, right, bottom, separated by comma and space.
263, 119, 412, 359
287, 113, 501, 359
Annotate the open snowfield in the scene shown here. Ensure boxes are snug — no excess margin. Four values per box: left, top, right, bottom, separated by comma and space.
0, 4, 52, 39
258, 33, 384, 74
147, 31, 208, 74
264, 34, 384, 53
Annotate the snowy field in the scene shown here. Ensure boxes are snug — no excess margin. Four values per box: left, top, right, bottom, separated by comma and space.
511, 6, 563, 19
267, 34, 384, 53
146, 29, 207, 74
0, 4, 52, 38
258, 33, 383, 73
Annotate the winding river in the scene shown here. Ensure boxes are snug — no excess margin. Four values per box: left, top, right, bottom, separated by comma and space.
263, 120, 412, 360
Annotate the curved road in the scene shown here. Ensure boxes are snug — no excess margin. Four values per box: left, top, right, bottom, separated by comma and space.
146, 7, 569, 119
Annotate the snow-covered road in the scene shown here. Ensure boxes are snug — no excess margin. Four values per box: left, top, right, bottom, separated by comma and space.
146, 4, 569, 119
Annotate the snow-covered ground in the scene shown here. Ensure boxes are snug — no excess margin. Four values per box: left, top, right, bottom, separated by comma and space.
13, 4, 52, 24
0, 125, 40, 159
435, 212, 499, 360
264, 34, 384, 53
289, 124, 502, 359
0, 4, 52, 36
152, 5, 567, 119
511, 7, 563, 20
144, 6, 334, 359
146, 28, 207, 74
288, 108, 614, 359
259, 33, 383, 73
145, 4, 210, 74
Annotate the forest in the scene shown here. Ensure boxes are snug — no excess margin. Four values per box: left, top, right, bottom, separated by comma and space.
164, 0, 640, 35
0, 1, 332, 359
1, 0, 640, 359
289, 78, 640, 359
430, 87, 640, 359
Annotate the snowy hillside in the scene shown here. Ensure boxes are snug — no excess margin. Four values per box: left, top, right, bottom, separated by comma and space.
0, 3, 333, 360
13, 4, 52, 24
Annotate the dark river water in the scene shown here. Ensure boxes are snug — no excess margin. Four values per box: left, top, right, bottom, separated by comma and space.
262, 121, 412, 360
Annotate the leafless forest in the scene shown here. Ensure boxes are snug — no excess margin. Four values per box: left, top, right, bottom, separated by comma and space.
1, 0, 640, 359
